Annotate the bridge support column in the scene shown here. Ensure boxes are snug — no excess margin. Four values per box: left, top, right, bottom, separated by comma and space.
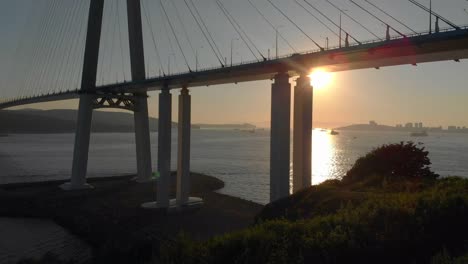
134, 95, 152, 183
293, 74, 313, 193
156, 89, 172, 208
141, 89, 173, 209
61, 94, 94, 190
270, 72, 291, 202
175, 87, 203, 208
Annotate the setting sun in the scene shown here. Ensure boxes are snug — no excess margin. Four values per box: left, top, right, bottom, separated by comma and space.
309, 69, 333, 90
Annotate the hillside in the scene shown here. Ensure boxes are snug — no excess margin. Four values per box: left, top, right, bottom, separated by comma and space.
0, 109, 166, 133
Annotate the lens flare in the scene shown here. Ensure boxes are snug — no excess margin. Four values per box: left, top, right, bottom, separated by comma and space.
309, 69, 333, 90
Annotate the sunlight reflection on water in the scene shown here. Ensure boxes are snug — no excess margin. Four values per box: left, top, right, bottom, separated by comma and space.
312, 130, 336, 185
1, 130, 468, 204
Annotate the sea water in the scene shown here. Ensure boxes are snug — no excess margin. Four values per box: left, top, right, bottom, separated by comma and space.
1, 129, 467, 204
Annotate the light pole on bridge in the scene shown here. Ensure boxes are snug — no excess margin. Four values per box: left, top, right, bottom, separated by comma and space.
168, 53, 175, 75
275, 25, 284, 59
196, 46, 203, 71
231, 38, 239, 67
429, 0, 432, 34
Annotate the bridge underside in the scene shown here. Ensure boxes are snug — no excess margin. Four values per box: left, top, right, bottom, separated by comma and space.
1, 29, 468, 110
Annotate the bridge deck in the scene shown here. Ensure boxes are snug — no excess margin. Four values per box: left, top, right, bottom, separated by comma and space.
2, 27, 468, 109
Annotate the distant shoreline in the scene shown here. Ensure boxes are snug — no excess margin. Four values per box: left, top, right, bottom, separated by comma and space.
335, 124, 468, 134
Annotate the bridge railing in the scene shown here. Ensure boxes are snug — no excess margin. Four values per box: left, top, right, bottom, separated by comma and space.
2, 25, 467, 107
100, 24, 468, 88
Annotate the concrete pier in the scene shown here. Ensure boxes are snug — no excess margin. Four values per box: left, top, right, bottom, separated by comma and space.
293, 74, 313, 193
176, 87, 192, 206
270, 72, 291, 202
156, 89, 172, 208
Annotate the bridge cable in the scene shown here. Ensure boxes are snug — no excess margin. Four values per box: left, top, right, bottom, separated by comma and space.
55, 0, 82, 92
364, 0, 417, 35
160, 0, 192, 72
59, 0, 85, 92
53, 0, 83, 93
218, 0, 266, 60
51, 0, 78, 93
265, 0, 324, 51
38, 0, 69, 95
246, 0, 297, 53
156, 0, 181, 74
214, 0, 258, 61
408, 0, 460, 30
116, 0, 127, 81
302, 0, 362, 45
68, 0, 88, 91
98, 0, 110, 85
184, 0, 225, 66
169, 0, 196, 60
215, 0, 265, 61
348, 0, 407, 38
18, 0, 48, 98
19, 0, 57, 98
74, 2, 89, 90
324, 0, 382, 41
142, 0, 166, 76
107, 0, 118, 84
26, 0, 60, 97
293, 0, 343, 41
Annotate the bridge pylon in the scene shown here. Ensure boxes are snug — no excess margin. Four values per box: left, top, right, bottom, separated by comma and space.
62, 0, 154, 190
60, 0, 105, 190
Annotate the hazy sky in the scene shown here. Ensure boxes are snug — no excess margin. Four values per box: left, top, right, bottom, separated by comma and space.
1, 0, 468, 128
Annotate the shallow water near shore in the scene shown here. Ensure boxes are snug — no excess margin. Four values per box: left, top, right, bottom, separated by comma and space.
1, 129, 468, 204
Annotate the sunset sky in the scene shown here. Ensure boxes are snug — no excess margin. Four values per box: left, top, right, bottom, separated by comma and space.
1, 0, 468, 128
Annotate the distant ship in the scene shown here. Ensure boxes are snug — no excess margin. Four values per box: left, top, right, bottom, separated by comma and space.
410, 131, 428, 137
330, 130, 339, 135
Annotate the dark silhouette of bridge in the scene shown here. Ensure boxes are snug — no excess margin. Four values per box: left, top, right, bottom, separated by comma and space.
1, 0, 467, 209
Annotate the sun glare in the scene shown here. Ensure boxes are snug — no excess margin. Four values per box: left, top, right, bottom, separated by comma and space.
309, 69, 333, 90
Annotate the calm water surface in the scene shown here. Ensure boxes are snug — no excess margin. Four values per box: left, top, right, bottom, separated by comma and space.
1, 130, 467, 204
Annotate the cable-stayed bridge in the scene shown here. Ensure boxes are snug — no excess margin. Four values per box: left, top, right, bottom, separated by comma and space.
1, 0, 467, 209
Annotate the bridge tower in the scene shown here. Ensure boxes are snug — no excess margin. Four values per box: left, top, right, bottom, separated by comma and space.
60, 0, 105, 190
61, 0, 153, 190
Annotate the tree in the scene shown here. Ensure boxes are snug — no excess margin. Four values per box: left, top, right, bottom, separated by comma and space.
342, 142, 439, 187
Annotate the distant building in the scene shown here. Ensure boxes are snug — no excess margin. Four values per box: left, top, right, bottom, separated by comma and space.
448, 126, 457, 131
419, 122, 423, 129
369, 121, 378, 126
405, 123, 413, 129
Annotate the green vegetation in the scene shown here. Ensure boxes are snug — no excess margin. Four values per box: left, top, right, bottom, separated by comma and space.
157, 142, 468, 263
10, 142, 468, 263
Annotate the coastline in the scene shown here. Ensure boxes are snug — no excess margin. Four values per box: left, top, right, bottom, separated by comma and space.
0, 173, 263, 263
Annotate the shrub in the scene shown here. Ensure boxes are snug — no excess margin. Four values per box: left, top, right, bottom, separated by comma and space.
342, 142, 438, 189
157, 178, 468, 264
